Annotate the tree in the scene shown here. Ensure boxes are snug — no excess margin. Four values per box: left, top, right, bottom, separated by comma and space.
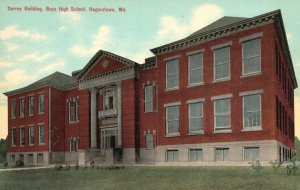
0, 138, 7, 163
295, 137, 300, 160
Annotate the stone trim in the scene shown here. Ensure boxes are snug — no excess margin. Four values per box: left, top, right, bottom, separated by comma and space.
164, 101, 181, 107
239, 89, 263, 96
211, 41, 232, 50
239, 32, 263, 43
211, 94, 233, 100
186, 49, 205, 56
186, 98, 205, 104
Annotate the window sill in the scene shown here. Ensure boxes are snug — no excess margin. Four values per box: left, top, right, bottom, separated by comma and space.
165, 133, 180, 137
241, 72, 262, 78
29, 144, 34, 146
38, 143, 45, 146
11, 145, 16, 147
212, 78, 230, 83
187, 82, 204, 88
188, 131, 204, 135
29, 114, 34, 117
241, 127, 262, 132
11, 117, 16, 120
19, 116, 24, 118
144, 110, 154, 113
38, 112, 44, 115
165, 87, 179, 92
213, 129, 232, 134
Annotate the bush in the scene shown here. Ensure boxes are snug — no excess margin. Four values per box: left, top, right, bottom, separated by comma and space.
286, 159, 299, 176
15, 159, 25, 167
3, 162, 8, 168
269, 160, 282, 174
249, 160, 262, 173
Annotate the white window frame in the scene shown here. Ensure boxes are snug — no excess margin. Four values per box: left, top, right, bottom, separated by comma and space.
144, 85, 153, 113
215, 148, 229, 161
243, 147, 260, 161
213, 97, 231, 132
166, 149, 178, 162
38, 94, 44, 114
213, 45, 231, 82
11, 128, 16, 147
165, 103, 180, 136
188, 52, 204, 86
28, 125, 34, 145
103, 89, 116, 111
19, 98, 24, 118
188, 102, 204, 134
165, 58, 179, 90
19, 126, 25, 146
69, 138, 78, 152
242, 38, 261, 76
28, 96, 34, 116
38, 124, 45, 145
240, 90, 263, 132
76, 98, 80, 122
68, 99, 76, 123
189, 149, 203, 162
11, 100, 16, 119
145, 133, 154, 149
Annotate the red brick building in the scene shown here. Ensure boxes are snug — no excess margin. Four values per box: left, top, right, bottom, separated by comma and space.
4, 10, 297, 165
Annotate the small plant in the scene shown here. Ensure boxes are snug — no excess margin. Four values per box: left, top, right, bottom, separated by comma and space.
75, 162, 79, 170
286, 158, 299, 176
64, 164, 70, 170
15, 159, 25, 167
3, 162, 8, 168
90, 160, 95, 169
83, 164, 88, 170
269, 160, 282, 174
249, 160, 262, 173
55, 164, 63, 170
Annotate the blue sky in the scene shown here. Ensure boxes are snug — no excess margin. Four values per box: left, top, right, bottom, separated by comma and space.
0, 0, 300, 139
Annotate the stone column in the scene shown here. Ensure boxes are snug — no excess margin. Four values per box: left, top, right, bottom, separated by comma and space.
89, 88, 97, 148
117, 82, 122, 146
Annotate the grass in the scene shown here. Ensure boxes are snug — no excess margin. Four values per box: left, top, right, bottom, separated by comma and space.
0, 166, 299, 190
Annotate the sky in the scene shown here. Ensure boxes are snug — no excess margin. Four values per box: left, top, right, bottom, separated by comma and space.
0, 0, 300, 139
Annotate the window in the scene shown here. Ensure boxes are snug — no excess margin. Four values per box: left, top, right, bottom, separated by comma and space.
19, 154, 24, 162
215, 148, 229, 161
188, 53, 203, 85
76, 99, 80, 122
29, 126, 34, 145
166, 59, 179, 89
145, 133, 153, 149
189, 102, 203, 133
214, 98, 231, 130
166, 105, 179, 134
167, 150, 178, 162
69, 99, 76, 123
37, 154, 43, 164
70, 139, 78, 152
214, 47, 230, 81
104, 90, 115, 110
27, 154, 34, 164
144, 85, 153, 112
243, 94, 261, 128
19, 98, 24, 117
28, 96, 34, 115
38, 124, 45, 144
38, 94, 44, 114
10, 155, 15, 163
101, 128, 118, 149
11, 100, 16, 119
11, 128, 16, 146
20, 127, 25, 146
189, 149, 203, 162
242, 38, 261, 75
244, 147, 260, 161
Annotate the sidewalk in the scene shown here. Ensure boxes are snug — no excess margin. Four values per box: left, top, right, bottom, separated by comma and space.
0, 165, 54, 172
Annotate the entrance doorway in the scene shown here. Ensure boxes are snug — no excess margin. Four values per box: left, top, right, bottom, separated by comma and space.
101, 127, 118, 149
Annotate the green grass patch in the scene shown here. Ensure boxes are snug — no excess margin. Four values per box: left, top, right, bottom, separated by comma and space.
0, 166, 299, 190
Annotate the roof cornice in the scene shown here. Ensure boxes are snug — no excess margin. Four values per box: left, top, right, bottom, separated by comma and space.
151, 10, 280, 55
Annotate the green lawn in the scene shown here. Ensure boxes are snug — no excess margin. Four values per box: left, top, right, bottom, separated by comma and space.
0, 166, 299, 190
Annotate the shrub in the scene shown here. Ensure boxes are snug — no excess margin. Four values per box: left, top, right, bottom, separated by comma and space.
286, 158, 299, 176
249, 160, 262, 173
3, 162, 8, 168
269, 160, 282, 174
15, 159, 25, 167
75, 162, 79, 170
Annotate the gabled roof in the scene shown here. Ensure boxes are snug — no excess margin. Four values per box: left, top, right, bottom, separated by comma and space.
76, 50, 139, 80
188, 16, 246, 37
4, 71, 76, 96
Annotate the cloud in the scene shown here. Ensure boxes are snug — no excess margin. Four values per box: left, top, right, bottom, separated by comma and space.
0, 105, 8, 139
16, 52, 54, 63
38, 60, 66, 74
156, 4, 223, 42
295, 96, 300, 138
59, 26, 67, 32
0, 69, 35, 90
0, 25, 47, 41
0, 59, 13, 68
60, 12, 81, 23
5, 43, 20, 51
70, 25, 111, 57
